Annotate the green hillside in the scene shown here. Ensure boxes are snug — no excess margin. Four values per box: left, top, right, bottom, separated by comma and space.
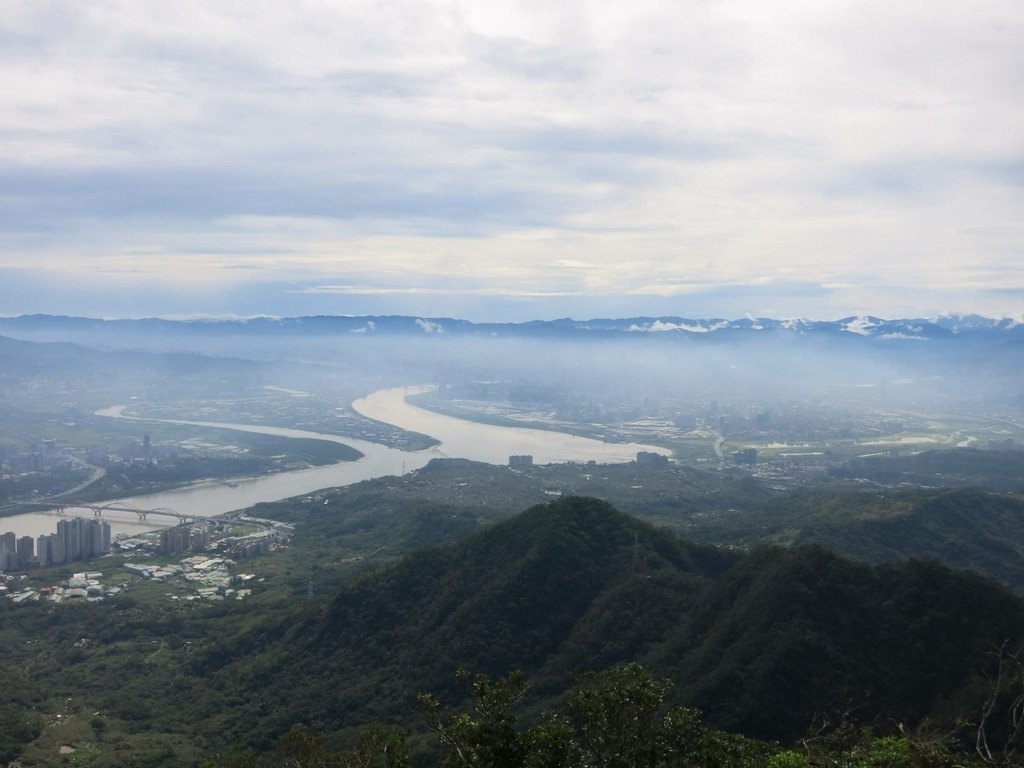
253, 461, 1024, 594
194, 497, 1024, 748
5, 491, 1024, 766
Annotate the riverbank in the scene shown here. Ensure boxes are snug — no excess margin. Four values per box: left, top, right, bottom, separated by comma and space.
0, 434, 364, 520
353, 385, 670, 465
407, 391, 611, 439
1, 385, 669, 540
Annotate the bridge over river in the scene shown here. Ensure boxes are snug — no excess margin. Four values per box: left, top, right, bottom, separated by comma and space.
37, 501, 198, 525
2, 385, 671, 541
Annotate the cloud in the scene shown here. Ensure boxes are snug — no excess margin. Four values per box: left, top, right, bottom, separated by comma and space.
415, 318, 444, 334
0, 162, 565, 230
0, 0, 1020, 318
298, 284, 581, 298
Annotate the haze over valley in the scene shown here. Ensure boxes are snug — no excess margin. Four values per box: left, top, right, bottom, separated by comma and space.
2, 0, 1023, 765
2, 308, 1024, 766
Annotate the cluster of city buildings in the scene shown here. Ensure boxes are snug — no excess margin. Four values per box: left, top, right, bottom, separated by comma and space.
219, 526, 291, 559
152, 518, 288, 560
3, 570, 122, 604
636, 451, 671, 468
1, 516, 112, 572
0, 572, 32, 601
125, 555, 257, 600
1, 511, 292, 605
1, 439, 65, 473
159, 524, 212, 555
114, 516, 291, 561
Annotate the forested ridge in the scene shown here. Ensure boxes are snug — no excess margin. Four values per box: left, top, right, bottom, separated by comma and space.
4, 483, 1024, 766
180, 497, 1024, 758
256, 457, 1024, 593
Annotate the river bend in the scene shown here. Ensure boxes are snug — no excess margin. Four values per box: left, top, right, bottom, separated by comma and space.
2, 386, 669, 539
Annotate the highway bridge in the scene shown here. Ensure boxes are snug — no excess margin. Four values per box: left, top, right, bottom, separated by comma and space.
37, 501, 200, 525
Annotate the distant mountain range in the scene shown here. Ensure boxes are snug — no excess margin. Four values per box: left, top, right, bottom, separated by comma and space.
0, 312, 1020, 343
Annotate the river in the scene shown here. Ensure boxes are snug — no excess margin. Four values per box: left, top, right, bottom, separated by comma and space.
355, 386, 662, 465
1, 386, 669, 540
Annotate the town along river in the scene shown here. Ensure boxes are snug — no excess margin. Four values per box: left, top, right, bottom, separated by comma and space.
1, 386, 670, 539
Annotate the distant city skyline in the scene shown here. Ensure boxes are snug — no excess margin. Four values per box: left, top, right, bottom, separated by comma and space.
1, 1, 1021, 322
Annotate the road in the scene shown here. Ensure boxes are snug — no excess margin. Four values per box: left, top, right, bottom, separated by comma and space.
1, 459, 107, 516
41, 458, 106, 501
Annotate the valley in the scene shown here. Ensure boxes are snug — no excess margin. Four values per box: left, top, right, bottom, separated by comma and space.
1, 317, 1023, 767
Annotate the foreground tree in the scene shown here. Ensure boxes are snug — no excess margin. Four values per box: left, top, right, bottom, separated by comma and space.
205, 663, 991, 768
203, 725, 409, 768
977, 641, 1024, 768
421, 664, 770, 768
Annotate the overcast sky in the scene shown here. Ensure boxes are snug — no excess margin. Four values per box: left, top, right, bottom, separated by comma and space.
0, 0, 1021, 320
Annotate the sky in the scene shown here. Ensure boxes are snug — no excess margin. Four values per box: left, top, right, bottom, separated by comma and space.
0, 0, 1021, 321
